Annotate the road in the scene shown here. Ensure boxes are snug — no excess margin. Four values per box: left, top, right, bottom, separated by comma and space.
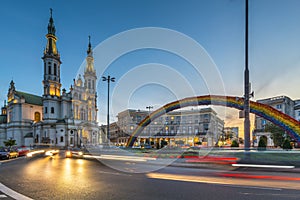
1, 152, 300, 200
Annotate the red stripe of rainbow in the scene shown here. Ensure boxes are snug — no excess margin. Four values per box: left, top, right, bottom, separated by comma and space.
126, 95, 300, 147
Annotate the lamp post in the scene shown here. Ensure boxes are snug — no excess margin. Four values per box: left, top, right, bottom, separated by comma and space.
102, 75, 115, 145
244, 0, 253, 151
146, 106, 153, 145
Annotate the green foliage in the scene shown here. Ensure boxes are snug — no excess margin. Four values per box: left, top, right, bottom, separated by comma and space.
3, 138, 17, 147
264, 123, 284, 147
282, 139, 293, 150
231, 140, 239, 147
258, 136, 267, 150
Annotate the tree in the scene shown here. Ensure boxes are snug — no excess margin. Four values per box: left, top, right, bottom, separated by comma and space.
3, 138, 17, 147
282, 138, 293, 150
258, 136, 267, 150
231, 140, 239, 147
160, 140, 168, 148
264, 123, 284, 147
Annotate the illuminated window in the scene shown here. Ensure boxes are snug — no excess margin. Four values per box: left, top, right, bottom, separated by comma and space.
49, 85, 55, 95
34, 112, 41, 122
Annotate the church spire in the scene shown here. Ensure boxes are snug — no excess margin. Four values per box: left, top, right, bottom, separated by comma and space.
42, 8, 62, 99
47, 8, 56, 35
85, 36, 95, 73
87, 35, 92, 55
44, 8, 59, 57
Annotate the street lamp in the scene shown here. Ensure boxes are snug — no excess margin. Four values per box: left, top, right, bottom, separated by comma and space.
102, 75, 115, 145
146, 106, 153, 145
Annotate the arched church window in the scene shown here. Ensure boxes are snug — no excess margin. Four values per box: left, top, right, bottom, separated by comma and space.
88, 80, 91, 89
60, 136, 64, 143
51, 107, 54, 114
54, 64, 57, 76
92, 80, 95, 89
34, 112, 41, 122
48, 65, 51, 74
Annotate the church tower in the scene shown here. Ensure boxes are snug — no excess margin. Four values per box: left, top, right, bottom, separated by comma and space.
42, 9, 62, 121
83, 36, 98, 122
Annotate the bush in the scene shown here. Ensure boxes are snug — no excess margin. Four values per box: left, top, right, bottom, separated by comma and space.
231, 140, 239, 147
258, 136, 267, 150
282, 139, 293, 150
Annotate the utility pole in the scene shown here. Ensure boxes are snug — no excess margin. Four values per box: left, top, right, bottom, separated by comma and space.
244, 0, 251, 151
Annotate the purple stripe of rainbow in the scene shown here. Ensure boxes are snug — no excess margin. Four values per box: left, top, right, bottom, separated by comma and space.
127, 95, 300, 147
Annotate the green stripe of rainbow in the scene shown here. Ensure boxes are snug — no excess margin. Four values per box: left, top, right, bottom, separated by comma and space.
127, 95, 300, 147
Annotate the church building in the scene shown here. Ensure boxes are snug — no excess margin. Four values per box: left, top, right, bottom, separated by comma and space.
0, 10, 101, 148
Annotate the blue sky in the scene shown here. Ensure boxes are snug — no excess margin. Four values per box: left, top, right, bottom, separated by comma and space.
1, 0, 300, 129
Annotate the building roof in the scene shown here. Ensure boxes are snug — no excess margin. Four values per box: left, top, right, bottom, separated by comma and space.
15, 91, 42, 106
0, 115, 7, 124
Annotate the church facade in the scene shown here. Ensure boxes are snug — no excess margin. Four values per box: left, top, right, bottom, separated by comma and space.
0, 11, 101, 148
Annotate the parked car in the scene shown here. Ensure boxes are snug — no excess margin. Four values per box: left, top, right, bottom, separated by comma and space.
0, 147, 19, 159
65, 147, 84, 158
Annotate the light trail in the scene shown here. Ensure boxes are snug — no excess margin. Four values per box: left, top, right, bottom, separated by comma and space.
232, 164, 295, 169
84, 154, 157, 162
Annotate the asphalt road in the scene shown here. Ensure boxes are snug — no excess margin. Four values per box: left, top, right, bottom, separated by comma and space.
1, 153, 300, 200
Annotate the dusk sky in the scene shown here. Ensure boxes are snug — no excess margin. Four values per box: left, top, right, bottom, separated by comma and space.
1, 0, 300, 134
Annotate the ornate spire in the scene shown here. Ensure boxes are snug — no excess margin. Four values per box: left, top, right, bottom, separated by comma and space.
44, 8, 59, 57
87, 35, 92, 56
9, 80, 15, 91
85, 36, 95, 73
47, 8, 56, 35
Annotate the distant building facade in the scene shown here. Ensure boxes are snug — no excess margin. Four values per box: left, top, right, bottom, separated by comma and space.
253, 95, 297, 147
115, 108, 224, 147
223, 127, 239, 141
0, 11, 101, 147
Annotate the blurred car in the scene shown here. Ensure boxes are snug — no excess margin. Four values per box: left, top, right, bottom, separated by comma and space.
65, 147, 84, 158
0, 147, 19, 159
45, 149, 60, 156
181, 146, 201, 158
17, 146, 31, 156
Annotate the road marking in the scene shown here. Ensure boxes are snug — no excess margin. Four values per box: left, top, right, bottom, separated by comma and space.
223, 184, 282, 191
0, 182, 33, 200
98, 170, 132, 176
232, 164, 295, 169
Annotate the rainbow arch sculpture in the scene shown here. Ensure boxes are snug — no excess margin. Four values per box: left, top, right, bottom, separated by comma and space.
126, 95, 300, 147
